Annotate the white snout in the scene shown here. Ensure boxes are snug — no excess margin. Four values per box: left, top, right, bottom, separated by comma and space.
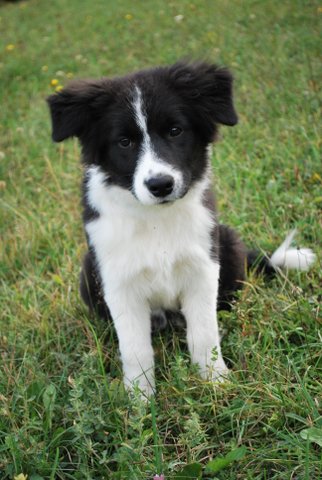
133, 150, 183, 205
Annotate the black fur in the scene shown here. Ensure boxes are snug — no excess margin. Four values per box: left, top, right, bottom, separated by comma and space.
47, 61, 269, 327
47, 62, 238, 194
79, 222, 265, 323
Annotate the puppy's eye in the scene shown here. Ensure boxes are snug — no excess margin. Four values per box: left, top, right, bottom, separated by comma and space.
169, 126, 183, 137
118, 138, 132, 148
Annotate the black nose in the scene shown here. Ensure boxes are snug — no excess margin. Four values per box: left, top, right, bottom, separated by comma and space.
145, 175, 174, 198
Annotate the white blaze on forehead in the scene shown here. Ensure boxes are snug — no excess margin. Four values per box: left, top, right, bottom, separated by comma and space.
133, 86, 149, 143
132, 85, 183, 205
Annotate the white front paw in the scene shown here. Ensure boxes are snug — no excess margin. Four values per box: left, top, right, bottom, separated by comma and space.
124, 373, 155, 398
199, 357, 230, 383
209, 358, 230, 382
135, 380, 155, 398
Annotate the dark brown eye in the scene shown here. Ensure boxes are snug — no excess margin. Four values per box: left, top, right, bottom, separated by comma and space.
169, 126, 183, 137
118, 138, 132, 148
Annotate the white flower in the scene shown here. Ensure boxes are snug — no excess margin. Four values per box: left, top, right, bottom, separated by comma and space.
174, 14, 184, 22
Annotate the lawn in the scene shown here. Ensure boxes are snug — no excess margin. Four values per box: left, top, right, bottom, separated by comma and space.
0, 0, 321, 478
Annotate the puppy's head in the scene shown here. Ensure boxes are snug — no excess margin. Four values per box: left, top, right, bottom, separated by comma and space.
47, 61, 237, 206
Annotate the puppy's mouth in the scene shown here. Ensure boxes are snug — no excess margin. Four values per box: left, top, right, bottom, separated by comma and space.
132, 176, 190, 206
159, 199, 174, 205
159, 185, 189, 205
133, 193, 177, 206
133, 187, 189, 207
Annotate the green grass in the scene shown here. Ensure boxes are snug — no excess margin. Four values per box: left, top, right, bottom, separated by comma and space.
0, 0, 321, 478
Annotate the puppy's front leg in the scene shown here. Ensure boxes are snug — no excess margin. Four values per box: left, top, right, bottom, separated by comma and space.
104, 288, 155, 396
181, 261, 229, 381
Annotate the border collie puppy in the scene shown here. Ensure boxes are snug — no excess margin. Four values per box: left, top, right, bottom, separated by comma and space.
47, 61, 315, 396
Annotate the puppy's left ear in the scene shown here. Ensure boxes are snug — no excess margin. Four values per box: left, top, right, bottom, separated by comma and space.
47, 80, 107, 142
169, 61, 238, 127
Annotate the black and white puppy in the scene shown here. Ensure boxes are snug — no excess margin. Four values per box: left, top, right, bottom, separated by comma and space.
47, 61, 315, 396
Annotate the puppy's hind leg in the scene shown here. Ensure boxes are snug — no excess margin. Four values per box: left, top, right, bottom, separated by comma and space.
217, 224, 248, 311
80, 250, 111, 320
217, 226, 316, 310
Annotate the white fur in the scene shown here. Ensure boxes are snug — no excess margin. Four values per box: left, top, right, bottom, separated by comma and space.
85, 165, 227, 395
270, 229, 316, 271
132, 86, 184, 205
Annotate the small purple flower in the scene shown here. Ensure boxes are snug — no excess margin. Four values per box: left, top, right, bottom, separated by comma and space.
153, 475, 165, 480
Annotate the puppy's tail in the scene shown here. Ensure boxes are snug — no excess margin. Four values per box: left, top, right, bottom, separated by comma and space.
247, 230, 316, 276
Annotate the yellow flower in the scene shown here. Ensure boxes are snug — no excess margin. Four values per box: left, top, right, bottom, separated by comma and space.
55, 85, 63, 92
50, 78, 59, 87
66, 72, 74, 79
310, 172, 322, 183
124, 13, 133, 20
5, 44, 15, 51
41, 65, 48, 72
14, 475, 28, 480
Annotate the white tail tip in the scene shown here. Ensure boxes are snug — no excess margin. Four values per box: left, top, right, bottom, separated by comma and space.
270, 230, 316, 271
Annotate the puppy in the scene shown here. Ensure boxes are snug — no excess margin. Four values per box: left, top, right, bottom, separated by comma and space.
47, 61, 315, 396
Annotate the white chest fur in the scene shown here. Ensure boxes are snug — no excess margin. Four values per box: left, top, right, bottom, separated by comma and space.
84, 166, 227, 394
85, 166, 216, 310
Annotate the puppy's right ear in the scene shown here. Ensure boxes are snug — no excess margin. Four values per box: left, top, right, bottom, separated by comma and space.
47, 80, 103, 142
168, 61, 238, 128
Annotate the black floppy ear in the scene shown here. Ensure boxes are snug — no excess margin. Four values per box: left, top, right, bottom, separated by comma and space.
168, 61, 238, 127
47, 80, 104, 142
